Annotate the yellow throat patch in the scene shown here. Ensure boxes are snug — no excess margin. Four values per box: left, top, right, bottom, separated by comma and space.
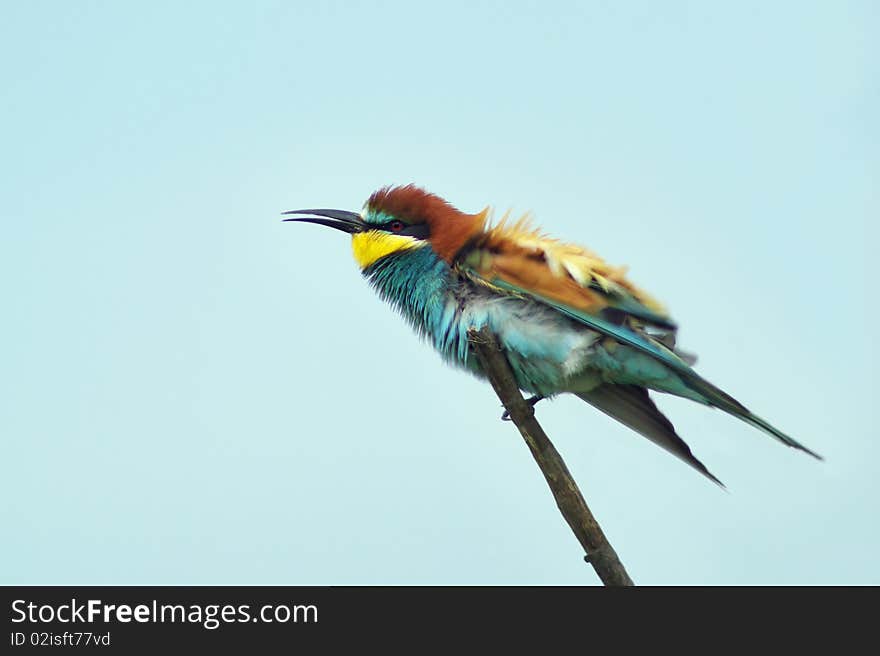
351, 231, 424, 269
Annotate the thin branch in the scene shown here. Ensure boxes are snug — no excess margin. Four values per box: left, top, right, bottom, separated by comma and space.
468, 327, 634, 587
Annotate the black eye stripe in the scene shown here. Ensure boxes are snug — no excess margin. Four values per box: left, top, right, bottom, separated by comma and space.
381, 221, 430, 240
399, 223, 430, 239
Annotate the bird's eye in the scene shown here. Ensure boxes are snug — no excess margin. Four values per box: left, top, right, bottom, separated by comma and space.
388, 220, 405, 232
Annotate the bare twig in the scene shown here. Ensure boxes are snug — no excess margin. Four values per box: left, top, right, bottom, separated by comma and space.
468, 327, 634, 586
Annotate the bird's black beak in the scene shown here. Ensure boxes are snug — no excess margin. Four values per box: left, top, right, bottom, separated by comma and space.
282, 208, 366, 234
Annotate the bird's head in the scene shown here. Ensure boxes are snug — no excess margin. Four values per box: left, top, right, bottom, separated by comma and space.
284, 185, 487, 269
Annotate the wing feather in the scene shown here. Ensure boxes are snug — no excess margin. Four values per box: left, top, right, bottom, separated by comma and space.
458, 215, 687, 371
461, 216, 675, 330
577, 385, 724, 487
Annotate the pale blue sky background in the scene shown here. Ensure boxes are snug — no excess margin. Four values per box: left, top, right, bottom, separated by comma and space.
2, 1, 877, 585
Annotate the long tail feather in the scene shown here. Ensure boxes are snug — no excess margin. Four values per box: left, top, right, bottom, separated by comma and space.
681, 374, 823, 460
577, 385, 724, 487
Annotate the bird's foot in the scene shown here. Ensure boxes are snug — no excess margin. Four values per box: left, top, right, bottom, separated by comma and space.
500, 395, 545, 421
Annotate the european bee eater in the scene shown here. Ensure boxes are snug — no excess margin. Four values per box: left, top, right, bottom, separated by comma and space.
285, 185, 820, 485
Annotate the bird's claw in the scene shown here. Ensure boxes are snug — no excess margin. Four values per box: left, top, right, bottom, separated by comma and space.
500, 395, 545, 421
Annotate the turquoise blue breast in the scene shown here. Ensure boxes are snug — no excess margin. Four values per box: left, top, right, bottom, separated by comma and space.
362, 248, 596, 395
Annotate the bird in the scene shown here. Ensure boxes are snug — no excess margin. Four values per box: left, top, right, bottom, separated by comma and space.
284, 184, 821, 485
